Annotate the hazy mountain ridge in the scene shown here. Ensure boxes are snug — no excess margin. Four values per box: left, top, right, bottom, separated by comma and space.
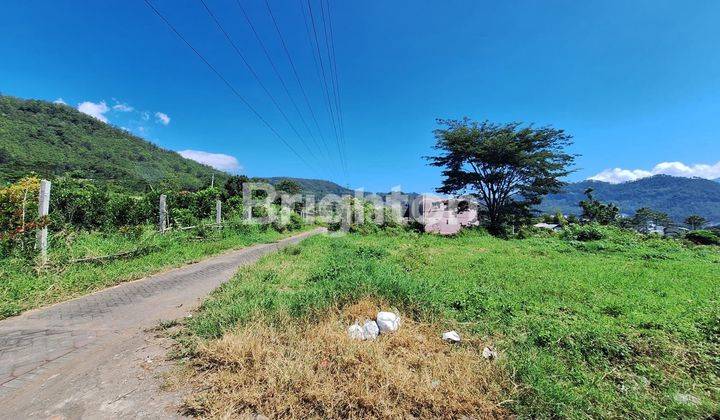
265, 177, 354, 196
540, 175, 720, 223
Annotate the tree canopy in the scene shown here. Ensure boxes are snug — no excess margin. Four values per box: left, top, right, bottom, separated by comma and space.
427, 119, 575, 232
579, 188, 620, 224
685, 215, 707, 230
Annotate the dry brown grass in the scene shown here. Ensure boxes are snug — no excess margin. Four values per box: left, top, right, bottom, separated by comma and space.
182, 300, 514, 419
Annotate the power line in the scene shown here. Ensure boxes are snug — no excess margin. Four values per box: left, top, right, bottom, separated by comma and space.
263, 0, 341, 177
305, 0, 346, 177
319, 0, 347, 174
234, 0, 332, 167
143, 0, 314, 171
197, 0, 324, 168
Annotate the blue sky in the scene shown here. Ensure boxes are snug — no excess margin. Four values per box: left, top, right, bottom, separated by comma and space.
2, 0, 719, 192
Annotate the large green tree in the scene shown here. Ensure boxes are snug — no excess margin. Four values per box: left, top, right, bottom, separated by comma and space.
427, 119, 575, 233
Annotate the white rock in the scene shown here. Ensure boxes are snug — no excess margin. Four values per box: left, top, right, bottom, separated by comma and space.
362, 320, 380, 340
442, 331, 461, 343
376, 311, 400, 333
673, 393, 700, 406
482, 346, 498, 359
347, 323, 364, 340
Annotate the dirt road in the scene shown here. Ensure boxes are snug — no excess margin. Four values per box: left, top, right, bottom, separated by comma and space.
0, 228, 323, 419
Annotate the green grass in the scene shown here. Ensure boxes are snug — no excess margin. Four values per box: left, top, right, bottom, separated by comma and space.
187, 229, 720, 418
0, 222, 311, 319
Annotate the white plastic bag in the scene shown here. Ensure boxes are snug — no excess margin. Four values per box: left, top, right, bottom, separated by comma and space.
347, 323, 364, 340
362, 320, 380, 340
442, 331, 461, 343
376, 311, 400, 333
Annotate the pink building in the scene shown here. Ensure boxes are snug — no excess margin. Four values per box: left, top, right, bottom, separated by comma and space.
416, 195, 479, 235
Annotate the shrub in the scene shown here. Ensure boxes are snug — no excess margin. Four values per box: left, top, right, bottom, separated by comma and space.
106, 193, 150, 228
0, 176, 40, 233
0, 177, 42, 256
560, 223, 606, 242
685, 230, 720, 246
225, 195, 244, 218
287, 211, 304, 231
171, 208, 197, 228
50, 176, 108, 230
191, 187, 221, 219
575, 225, 605, 241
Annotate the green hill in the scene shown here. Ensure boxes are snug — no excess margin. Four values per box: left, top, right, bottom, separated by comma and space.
539, 175, 720, 223
0, 95, 226, 191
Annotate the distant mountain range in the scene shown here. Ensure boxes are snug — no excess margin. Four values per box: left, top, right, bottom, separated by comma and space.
0, 95, 227, 191
265, 177, 353, 196
539, 175, 720, 223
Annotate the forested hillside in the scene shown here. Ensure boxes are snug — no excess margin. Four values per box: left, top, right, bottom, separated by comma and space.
0, 95, 226, 191
540, 175, 720, 223
265, 177, 353, 196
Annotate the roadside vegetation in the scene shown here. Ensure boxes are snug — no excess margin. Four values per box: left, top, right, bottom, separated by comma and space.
174, 227, 719, 418
0, 221, 310, 319
0, 175, 309, 319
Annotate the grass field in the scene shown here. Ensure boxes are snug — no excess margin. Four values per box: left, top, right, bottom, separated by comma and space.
0, 222, 310, 319
179, 229, 720, 418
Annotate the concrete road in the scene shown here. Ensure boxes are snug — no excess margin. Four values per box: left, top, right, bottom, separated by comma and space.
0, 228, 324, 419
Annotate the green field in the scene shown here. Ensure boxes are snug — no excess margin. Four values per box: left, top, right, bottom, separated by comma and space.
0, 223, 309, 319
183, 229, 720, 418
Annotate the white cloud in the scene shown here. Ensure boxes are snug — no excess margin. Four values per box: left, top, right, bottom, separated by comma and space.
155, 112, 170, 125
77, 101, 110, 123
178, 150, 242, 173
589, 161, 720, 183
53, 98, 66, 105
112, 102, 134, 112
141, 111, 150, 121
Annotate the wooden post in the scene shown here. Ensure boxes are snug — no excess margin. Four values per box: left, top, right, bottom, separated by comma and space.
159, 194, 167, 233
215, 199, 222, 224
37, 180, 51, 264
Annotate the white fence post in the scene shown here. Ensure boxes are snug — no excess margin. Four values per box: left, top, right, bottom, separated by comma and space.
216, 200, 222, 225
159, 194, 167, 233
37, 179, 51, 264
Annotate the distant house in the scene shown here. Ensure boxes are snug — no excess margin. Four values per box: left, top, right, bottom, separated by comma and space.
664, 225, 689, 237
416, 195, 479, 235
533, 222, 561, 231
642, 221, 666, 235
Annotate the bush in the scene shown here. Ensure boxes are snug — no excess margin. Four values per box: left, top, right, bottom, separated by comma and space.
171, 208, 197, 228
50, 176, 108, 230
106, 193, 150, 228
560, 223, 606, 242
271, 208, 304, 233
685, 230, 720, 246
575, 225, 605, 241
0, 177, 42, 257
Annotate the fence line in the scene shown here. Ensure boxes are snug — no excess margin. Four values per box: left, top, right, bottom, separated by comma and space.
27, 182, 229, 263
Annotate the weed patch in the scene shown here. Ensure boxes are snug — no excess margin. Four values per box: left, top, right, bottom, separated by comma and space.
183, 300, 512, 419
